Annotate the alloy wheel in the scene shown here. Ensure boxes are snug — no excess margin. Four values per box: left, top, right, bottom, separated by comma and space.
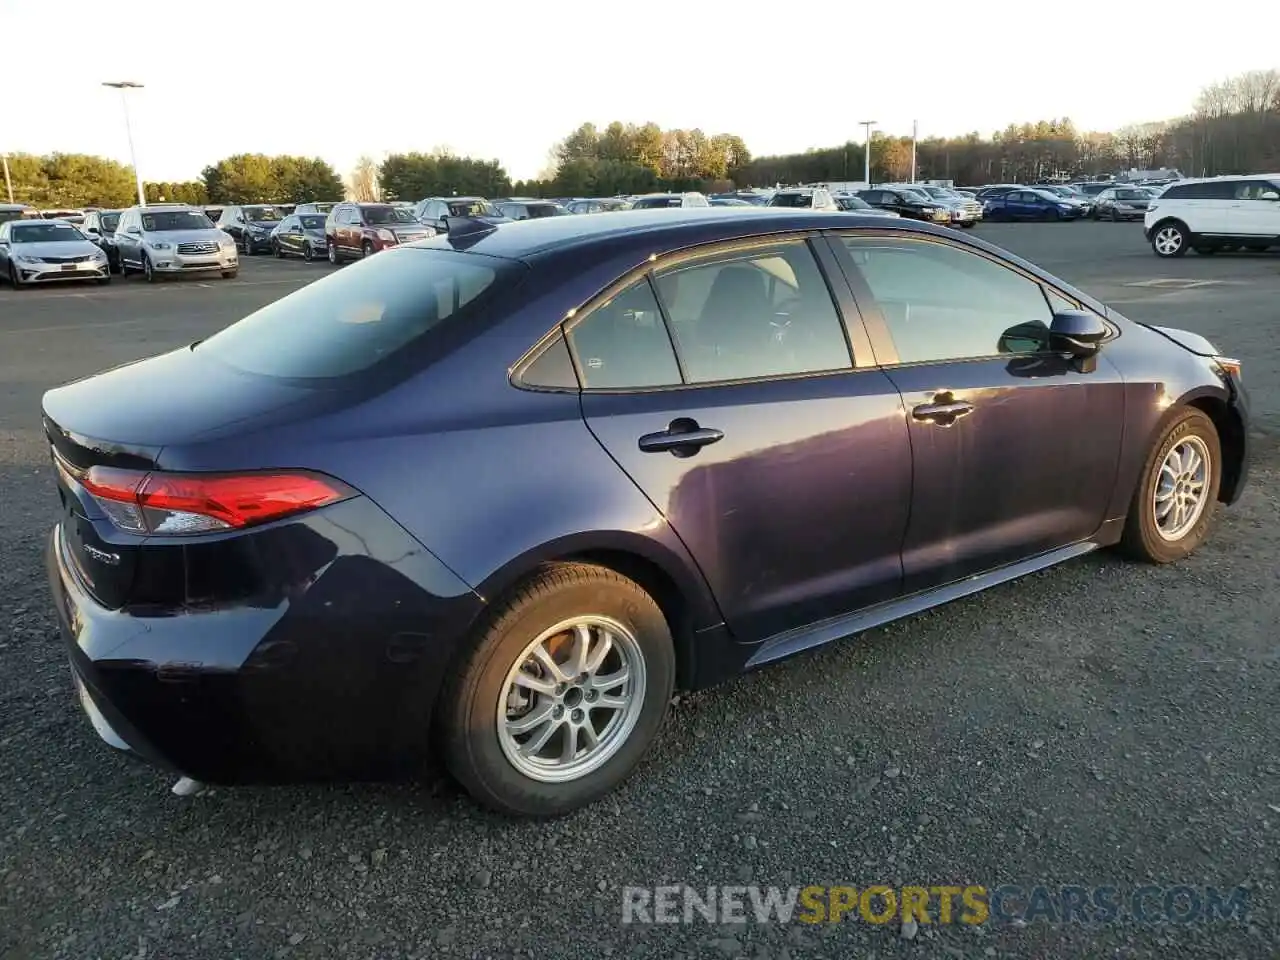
327, 241, 337, 264
496, 615, 647, 784
1153, 226, 1184, 256
1153, 436, 1211, 541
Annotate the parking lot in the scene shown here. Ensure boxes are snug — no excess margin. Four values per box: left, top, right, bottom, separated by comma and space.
1, 222, 1278, 959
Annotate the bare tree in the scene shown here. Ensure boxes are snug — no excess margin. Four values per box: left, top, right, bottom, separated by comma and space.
1234, 69, 1280, 114
347, 155, 380, 201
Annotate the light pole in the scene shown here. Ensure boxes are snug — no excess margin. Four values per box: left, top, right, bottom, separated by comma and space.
103, 81, 146, 206
2, 154, 12, 204
859, 120, 877, 186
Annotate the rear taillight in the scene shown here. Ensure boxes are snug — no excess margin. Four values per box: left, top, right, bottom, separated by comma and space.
74, 466, 354, 535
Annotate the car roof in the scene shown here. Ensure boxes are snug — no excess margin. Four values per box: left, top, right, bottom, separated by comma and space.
410, 208, 947, 260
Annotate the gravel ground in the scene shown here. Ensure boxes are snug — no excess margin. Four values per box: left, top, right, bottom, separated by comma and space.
2, 225, 1278, 959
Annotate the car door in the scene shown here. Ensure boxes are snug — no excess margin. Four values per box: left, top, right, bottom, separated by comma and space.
571, 235, 913, 643
1229, 179, 1280, 239
830, 231, 1126, 593
116, 211, 141, 266
0, 221, 11, 274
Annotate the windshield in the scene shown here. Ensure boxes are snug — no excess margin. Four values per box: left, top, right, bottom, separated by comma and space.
769, 193, 813, 208
365, 205, 419, 224
243, 206, 282, 222
1032, 190, 1065, 202
0, 209, 33, 224
838, 196, 871, 210
299, 215, 326, 230
12, 222, 85, 243
446, 200, 499, 217
100, 213, 121, 232
196, 248, 518, 379
142, 210, 213, 232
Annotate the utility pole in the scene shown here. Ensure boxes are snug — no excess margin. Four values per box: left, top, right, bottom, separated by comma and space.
911, 120, 918, 182
102, 81, 147, 206
2, 154, 12, 203
859, 120, 877, 186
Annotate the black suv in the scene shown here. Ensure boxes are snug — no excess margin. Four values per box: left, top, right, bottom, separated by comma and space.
216, 204, 285, 255
856, 188, 952, 224
81, 209, 124, 273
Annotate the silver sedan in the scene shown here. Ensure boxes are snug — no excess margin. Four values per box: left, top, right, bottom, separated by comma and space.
0, 219, 110, 288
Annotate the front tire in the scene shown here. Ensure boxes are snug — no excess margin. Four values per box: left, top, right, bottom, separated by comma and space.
361, 240, 374, 258
440, 563, 676, 817
143, 253, 156, 283
272, 240, 284, 258
327, 240, 338, 264
1151, 221, 1189, 258
1119, 409, 1221, 564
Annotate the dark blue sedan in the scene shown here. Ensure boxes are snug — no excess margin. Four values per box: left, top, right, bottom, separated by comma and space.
44, 209, 1249, 816
984, 187, 1085, 221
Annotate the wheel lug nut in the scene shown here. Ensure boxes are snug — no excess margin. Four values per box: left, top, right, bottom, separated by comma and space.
553, 705, 564, 717
572, 709, 584, 722
585, 690, 596, 701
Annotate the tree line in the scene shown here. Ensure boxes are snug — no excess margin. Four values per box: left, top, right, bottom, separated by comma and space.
4, 67, 1275, 210
2, 153, 346, 208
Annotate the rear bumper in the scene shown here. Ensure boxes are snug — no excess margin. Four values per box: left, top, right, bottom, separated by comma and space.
48, 497, 485, 784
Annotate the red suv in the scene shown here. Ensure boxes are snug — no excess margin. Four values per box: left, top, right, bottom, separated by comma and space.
324, 202, 434, 263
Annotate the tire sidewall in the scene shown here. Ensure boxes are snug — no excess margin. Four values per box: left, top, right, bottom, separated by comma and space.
447, 574, 675, 817
1129, 410, 1221, 563
1152, 221, 1188, 258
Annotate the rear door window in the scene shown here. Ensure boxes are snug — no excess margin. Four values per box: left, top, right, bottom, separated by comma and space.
196, 248, 522, 379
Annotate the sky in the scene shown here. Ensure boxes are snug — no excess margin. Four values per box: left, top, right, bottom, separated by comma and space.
4, 0, 1277, 184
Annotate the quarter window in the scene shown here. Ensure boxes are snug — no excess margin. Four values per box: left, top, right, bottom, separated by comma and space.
843, 236, 1055, 363
568, 279, 681, 389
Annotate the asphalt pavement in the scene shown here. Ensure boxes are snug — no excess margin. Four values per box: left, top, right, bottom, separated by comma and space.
1, 224, 1278, 959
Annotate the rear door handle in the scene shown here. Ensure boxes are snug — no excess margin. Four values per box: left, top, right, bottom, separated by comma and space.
912, 392, 974, 425
638, 418, 724, 457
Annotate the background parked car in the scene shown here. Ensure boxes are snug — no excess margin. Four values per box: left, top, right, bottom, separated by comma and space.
983, 188, 1084, 221
270, 213, 329, 261
324, 202, 436, 263
81, 209, 123, 272
216, 204, 286, 255
0, 203, 43, 224
767, 188, 839, 211
629, 192, 711, 209
412, 197, 509, 234
294, 202, 337, 215
834, 194, 901, 217
565, 198, 631, 214
0, 218, 110, 288
114, 205, 238, 282
495, 199, 571, 220
857, 188, 952, 224
1091, 186, 1152, 221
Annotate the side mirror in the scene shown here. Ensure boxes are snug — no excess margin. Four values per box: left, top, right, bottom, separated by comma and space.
86, 226, 100, 235
1050, 310, 1107, 358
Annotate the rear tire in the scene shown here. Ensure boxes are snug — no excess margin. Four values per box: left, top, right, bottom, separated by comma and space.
1119, 409, 1220, 564
440, 563, 676, 817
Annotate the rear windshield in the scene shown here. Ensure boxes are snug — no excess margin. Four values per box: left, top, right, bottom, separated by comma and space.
447, 199, 500, 217
195, 247, 520, 379
364, 205, 418, 224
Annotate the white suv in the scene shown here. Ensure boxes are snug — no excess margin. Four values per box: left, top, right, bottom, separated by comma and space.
1144, 174, 1280, 258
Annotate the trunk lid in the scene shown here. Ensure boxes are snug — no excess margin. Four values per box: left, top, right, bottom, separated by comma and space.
43, 346, 321, 610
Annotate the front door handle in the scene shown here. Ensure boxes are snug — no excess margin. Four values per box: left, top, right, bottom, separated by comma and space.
638, 418, 724, 457
912, 392, 974, 426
